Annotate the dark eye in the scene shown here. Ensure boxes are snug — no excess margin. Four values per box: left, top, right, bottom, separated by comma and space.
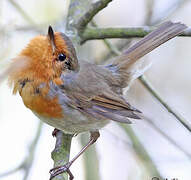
58, 53, 66, 61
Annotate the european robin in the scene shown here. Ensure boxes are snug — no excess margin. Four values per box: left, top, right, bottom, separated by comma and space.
8, 21, 186, 179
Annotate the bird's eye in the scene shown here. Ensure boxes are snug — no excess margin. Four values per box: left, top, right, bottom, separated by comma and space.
58, 53, 66, 61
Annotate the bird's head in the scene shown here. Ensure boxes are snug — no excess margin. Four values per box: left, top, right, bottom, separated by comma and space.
9, 26, 78, 93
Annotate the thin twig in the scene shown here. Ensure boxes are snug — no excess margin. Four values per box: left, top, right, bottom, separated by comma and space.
80, 26, 190, 43
7, 0, 45, 34
0, 121, 43, 179
91, 20, 123, 57
144, 0, 155, 25
0, 166, 21, 178
8, 0, 36, 25
75, 0, 113, 30
139, 76, 191, 132
152, 0, 190, 24
144, 118, 191, 159
120, 125, 163, 178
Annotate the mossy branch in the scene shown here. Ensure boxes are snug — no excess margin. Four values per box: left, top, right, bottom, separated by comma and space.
81, 27, 152, 43
51, 132, 73, 180
80, 27, 191, 44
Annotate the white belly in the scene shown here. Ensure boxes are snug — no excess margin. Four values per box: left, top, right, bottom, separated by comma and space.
33, 108, 109, 134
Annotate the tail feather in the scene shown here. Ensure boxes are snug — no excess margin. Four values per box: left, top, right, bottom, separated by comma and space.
112, 21, 187, 87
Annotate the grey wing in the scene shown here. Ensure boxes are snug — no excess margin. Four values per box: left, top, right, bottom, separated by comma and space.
59, 60, 142, 123
63, 90, 142, 124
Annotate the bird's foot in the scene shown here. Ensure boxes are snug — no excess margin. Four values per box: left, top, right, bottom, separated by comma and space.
49, 162, 74, 180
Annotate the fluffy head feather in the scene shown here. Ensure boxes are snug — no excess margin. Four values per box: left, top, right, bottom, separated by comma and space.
9, 30, 78, 94
8, 28, 78, 118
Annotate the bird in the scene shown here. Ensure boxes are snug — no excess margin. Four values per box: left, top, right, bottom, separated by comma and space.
8, 21, 186, 179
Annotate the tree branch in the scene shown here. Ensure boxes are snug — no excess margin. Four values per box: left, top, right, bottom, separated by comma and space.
80, 26, 191, 44
51, 132, 73, 180
75, 0, 113, 30
81, 27, 152, 43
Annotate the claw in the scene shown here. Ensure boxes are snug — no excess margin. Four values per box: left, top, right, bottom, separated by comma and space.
50, 131, 100, 180
49, 162, 73, 180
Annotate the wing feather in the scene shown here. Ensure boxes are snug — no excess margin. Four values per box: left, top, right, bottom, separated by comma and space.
64, 91, 142, 123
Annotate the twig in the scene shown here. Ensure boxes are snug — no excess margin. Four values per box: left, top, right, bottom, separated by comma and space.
0, 166, 21, 178
75, 0, 113, 30
13, 24, 45, 33
7, 0, 45, 34
144, 118, 191, 159
139, 76, 191, 132
0, 121, 43, 179
91, 20, 122, 56
80, 26, 190, 44
144, 0, 155, 25
152, 0, 189, 24
120, 124, 163, 178
8, 0, 36, 25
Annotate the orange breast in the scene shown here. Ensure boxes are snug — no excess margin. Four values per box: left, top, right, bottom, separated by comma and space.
27, 95, 63, 119
20, 82, 63, 119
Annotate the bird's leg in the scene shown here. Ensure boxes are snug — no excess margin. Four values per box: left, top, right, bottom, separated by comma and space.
49, 131, 100, 180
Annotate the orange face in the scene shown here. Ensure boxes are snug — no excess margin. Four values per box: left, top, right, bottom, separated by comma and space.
10, 32, 69, 83
8, 27, 78, 118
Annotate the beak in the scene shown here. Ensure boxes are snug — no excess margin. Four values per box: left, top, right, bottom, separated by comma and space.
48, 26, 56, 53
